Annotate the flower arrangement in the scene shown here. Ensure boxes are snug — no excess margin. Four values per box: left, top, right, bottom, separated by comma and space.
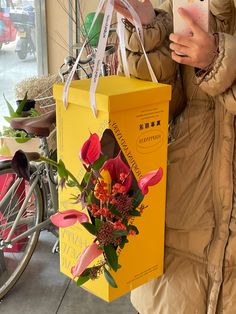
50, 133, 163, 288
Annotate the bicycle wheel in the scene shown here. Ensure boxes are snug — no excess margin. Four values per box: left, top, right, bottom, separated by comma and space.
0, 160, 43, 299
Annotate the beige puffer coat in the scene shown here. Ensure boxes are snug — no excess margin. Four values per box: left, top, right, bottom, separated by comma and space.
119, 1, 236, 313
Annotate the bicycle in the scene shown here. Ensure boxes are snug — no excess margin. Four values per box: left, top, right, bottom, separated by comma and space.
0, 110, 58, 300
0, 42, 116, 300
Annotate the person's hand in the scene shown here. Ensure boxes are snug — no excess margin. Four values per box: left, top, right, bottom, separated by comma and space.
114, 0, 156, 26
169, 8, 217, 69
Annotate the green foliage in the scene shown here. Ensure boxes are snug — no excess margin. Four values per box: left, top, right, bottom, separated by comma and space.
1, 93, 39, 143
92, 154, 108, 170
119, 237, 129, 249
28, 108, 40, 117
132, 190, 144, 209
0, 126, 31, 143
15, 92, 28, 116
104, 244, 119, 272
76, 275, 90, 286
81, 222, 98, 236
113, 230, 128, 238
129, 209, 141, 217
87, 191, 94, 205
127, 225, 139, 235
3, 92, 31, 123
104, 268, 118, 288
57, 159, 68, 179
95, 218, 103, 230
109, 205, 122, 218
66, 180, 77, 188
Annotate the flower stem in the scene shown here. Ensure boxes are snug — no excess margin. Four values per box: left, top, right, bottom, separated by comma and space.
39, 156, 83, 191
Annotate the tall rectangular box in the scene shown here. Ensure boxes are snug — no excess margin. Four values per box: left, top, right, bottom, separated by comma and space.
53, 75, 171, 302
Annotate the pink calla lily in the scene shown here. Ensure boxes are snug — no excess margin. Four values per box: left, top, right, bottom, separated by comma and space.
102, 152, 132, 192
50, 209, 89, 228
80, 133, 101, 165
138, 167, 163, 195
71, 242, 103, 278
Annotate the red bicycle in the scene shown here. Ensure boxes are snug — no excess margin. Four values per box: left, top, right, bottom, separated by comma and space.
0, 1, 17, 50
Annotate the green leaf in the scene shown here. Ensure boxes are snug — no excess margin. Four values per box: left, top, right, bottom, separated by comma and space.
119, 237, 129, 249
95, 218, 103, 231
109, 206, 122, 218
15, 137, 31, 143
29, 108, 40, 117
76, 275, 90, 286
92, 155, 108, 170
127, 225, 139, 235
87, 191, 94, 205
129, 209, 141, 217
16, 92, 28, 115
81, 222, 97, 236
57, 159, 68, 178
4, 94, 17, 118
113, 230, 128, 238
0, 126, 32, 142
3, 116, 12, 123
104, 268, 118, 288
83, 171, 91, 184
133, 190, 144, 209
104, 244, 119, 272
66, 180, 77, 187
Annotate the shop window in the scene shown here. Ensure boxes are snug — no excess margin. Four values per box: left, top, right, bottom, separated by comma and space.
0, 0, 48, 128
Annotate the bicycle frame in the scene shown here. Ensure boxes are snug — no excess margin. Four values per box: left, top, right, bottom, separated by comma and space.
0, 136, 58, 249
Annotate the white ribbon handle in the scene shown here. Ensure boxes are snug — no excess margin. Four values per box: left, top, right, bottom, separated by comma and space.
63, 0, 106, 108
117, 13, 130, 78
118, 0, 158, 83
90, 0, 114, 116
63, 0, 158, 116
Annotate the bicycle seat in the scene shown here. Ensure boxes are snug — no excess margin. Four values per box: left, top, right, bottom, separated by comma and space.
10, 109, 56, 137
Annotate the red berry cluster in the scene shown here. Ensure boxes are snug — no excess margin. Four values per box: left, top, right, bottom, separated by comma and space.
94, 180, 110, 202
89, 203, 114, 219
112, 183, 126, 194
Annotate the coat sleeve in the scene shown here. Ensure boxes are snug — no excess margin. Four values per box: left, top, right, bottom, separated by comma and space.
199, 32, 236, 96
117, 1, 185, 119
198, 32, 236, 114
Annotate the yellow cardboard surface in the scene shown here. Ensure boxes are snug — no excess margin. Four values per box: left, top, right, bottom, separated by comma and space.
54, 75, 171, 302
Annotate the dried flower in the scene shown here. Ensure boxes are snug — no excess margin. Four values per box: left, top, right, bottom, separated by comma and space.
88, 265, 103, 280
97, 221, 120, 246
114, 193, 133, 219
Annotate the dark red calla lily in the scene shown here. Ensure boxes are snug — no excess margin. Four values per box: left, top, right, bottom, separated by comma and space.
138, 167, 163, 195
80, 133, 101, 165
102, 152, 132, 192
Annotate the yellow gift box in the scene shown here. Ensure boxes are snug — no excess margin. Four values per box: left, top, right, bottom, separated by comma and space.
53, 75, 171, 302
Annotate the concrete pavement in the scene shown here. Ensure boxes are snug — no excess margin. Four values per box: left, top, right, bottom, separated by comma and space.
0, 232, 137, 314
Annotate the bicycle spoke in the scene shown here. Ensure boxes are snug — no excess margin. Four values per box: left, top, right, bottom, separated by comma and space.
0, 164, 43, 299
